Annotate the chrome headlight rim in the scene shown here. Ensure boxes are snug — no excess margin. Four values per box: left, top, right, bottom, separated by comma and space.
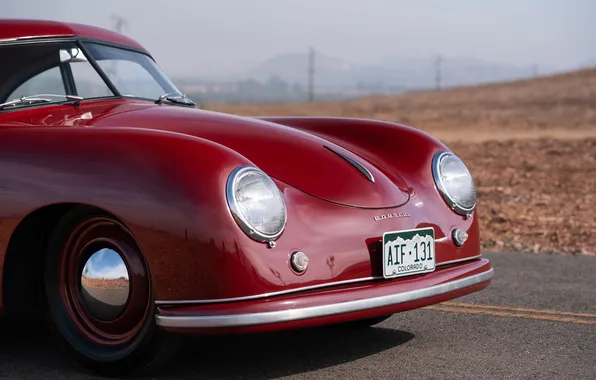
432, 151, 476, 216
226, 165, 287, 242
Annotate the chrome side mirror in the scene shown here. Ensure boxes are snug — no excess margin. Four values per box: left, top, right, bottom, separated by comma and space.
60, 48, 88, 63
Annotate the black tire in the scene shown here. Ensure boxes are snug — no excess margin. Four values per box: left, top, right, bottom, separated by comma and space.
333, 314, 393, 328
42, 206, 180, 377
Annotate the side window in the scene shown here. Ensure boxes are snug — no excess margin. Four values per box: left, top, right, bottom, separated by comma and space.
0, 44, 116, 107
8, 66, 65, 99
70, 61, 113, 98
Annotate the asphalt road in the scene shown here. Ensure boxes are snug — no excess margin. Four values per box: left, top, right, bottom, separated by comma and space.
0, 251, 594, 379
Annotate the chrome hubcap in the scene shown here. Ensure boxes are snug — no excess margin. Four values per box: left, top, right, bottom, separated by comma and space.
80, 248, 130, 321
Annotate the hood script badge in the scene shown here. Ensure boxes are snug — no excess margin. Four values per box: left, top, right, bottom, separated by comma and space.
373, 212, 411, 221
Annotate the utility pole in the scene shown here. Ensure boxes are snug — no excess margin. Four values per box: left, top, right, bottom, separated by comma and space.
108, 14, 129, 78
435, 55, 442, 91
110, 14, 129, 33
532, 64, 538, 77
308, 47, 315, 102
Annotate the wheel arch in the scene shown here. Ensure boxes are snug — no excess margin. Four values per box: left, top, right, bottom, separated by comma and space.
1, 202, 133, 319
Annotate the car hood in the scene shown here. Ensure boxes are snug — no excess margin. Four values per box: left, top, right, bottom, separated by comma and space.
91, 104, 410, 209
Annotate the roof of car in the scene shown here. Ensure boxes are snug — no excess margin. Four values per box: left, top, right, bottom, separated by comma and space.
0, 19, 146, 51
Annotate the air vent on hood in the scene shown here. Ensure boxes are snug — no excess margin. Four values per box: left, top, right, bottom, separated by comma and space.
324, 145, 375, 183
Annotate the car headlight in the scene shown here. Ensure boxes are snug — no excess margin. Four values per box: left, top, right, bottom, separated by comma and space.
226, 166, 287, 242
432, 151, 476, 216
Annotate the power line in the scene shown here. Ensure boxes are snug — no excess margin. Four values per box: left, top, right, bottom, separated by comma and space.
308, 47, 315, 102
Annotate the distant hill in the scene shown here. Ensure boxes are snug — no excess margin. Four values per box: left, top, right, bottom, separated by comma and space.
211, 67, 596, 140
237, 52, 560, 89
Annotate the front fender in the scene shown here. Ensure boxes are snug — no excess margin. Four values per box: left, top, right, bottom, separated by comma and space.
0, 126, 255, 301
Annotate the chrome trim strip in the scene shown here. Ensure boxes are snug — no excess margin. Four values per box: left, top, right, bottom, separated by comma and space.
324, 145, 375, 183
156, 268, 493, 328
436, 255, 482, 267
154, 255, 483, 306
154, 276, 378, 305
0, 34, 67, 42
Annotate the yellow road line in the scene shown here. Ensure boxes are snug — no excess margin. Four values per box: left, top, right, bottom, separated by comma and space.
425, 305, 596, 325
441, 302, 596, 319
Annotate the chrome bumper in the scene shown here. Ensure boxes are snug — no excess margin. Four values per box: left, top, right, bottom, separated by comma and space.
155, 268, 494, 329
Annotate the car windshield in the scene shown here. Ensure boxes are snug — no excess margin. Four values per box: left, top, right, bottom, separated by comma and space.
83, 42, 181, 101
0, 41, 189, 111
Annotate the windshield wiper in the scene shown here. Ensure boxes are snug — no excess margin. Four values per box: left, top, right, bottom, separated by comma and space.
0, 94, 83, 110
155, 92, 196, 107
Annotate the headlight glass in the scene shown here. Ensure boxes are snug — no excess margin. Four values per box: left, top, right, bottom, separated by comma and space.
227, 166, 287, 241
432, 151, 476, 215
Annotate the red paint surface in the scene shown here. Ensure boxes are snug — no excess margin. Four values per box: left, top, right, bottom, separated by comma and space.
0, 25, 490, 323
0, 99, 483, 307
0, 19, 145, 50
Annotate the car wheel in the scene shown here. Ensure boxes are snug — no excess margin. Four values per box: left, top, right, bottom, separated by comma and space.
334, 314, 393, 328
43, 206, 180, 377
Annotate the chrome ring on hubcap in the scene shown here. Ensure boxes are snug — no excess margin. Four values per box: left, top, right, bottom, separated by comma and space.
80, 248, 130, 321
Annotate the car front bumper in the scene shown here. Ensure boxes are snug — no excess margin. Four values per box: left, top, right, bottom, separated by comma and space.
156, 257, 492, 334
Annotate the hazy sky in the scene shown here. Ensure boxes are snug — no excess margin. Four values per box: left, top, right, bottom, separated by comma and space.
4, 1, 595, 76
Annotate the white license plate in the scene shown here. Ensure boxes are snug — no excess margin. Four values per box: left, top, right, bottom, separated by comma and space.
382, 227, 436, 279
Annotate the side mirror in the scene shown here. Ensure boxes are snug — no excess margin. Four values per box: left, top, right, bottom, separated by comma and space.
60, 48, 89, 63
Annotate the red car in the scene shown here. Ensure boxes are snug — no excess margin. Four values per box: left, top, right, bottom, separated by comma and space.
0, 19, 493, 376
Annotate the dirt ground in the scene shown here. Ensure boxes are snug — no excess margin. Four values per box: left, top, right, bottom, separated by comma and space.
213, 68, 596, 256
212, 67, 596, 135
451, 138, 595, 256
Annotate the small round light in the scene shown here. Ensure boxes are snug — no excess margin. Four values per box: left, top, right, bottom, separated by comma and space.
452, 228, 469, 247
290, 251, 309, 272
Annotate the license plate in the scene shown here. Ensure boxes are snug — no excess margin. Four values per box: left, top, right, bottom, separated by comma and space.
382, 227, 435, 279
